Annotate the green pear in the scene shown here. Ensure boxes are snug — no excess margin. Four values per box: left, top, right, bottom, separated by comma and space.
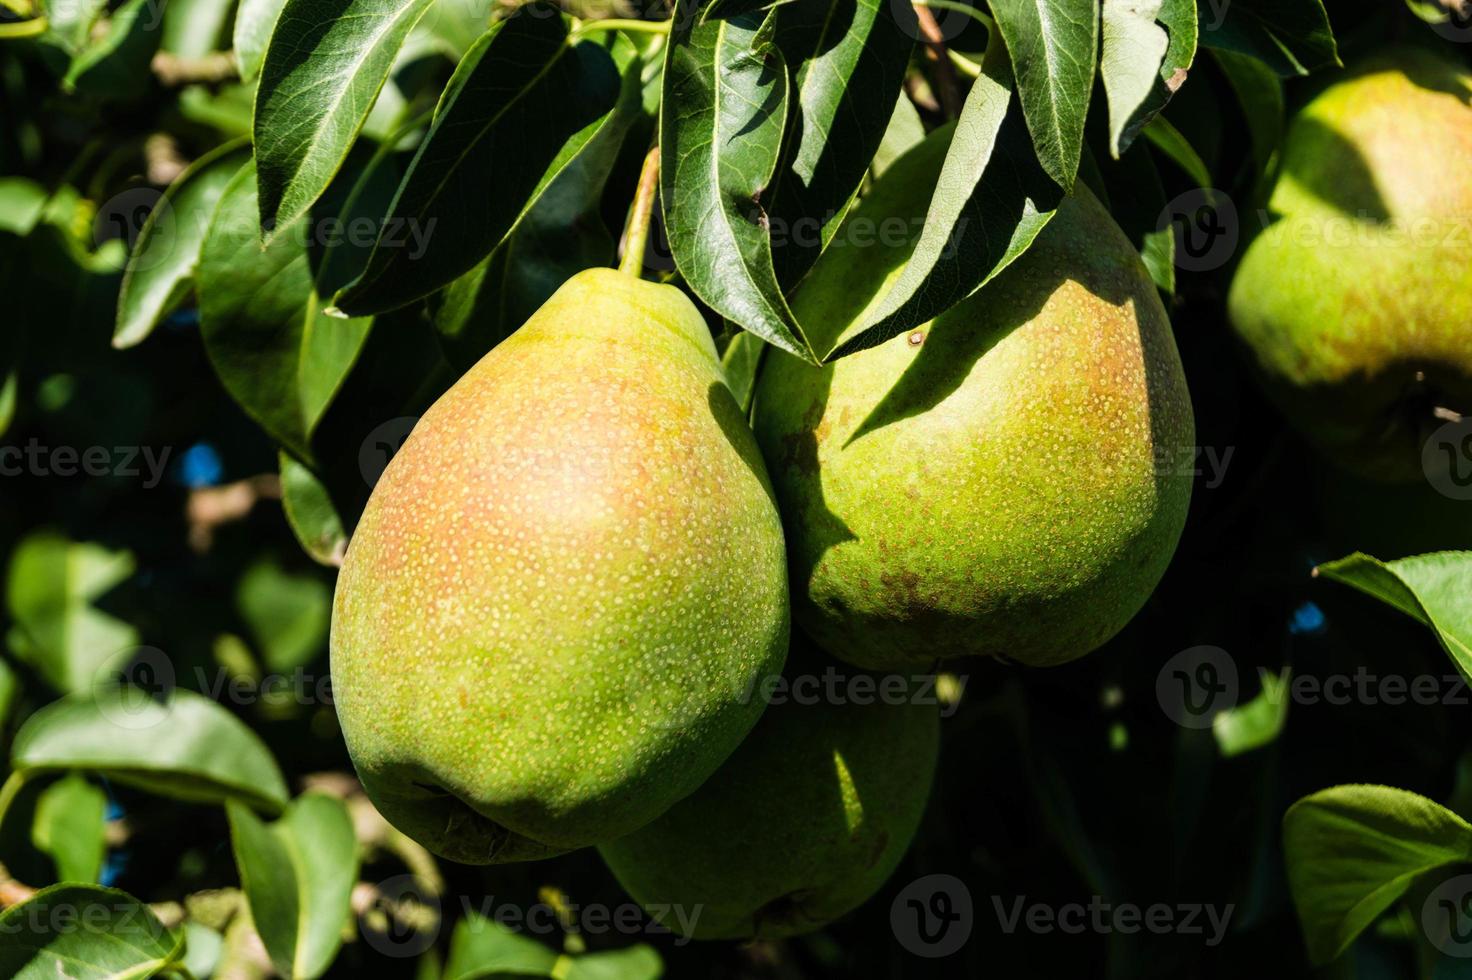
330, 268, 789, 863
1228, 48, 1472, 482
598, 646, 939, 940
751, 128, 1195, 671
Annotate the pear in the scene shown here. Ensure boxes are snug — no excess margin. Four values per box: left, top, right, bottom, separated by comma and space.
1228, 47, 1472, 482
330, 268, 789, 863
598, 645, 939, 940
751, 128, 1195, 671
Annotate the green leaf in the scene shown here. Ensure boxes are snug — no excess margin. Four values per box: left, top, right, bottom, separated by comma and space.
228, 792, 358, 980
32, 774, 106, 883
564, 945, 663, 980
1212, 667, 1290, 757
701, 0, 795, 22
1091, 137, 1175, 294
0, 884, 185, 978
114, 140, 251, 349
43, 0, 107, 52
443, 912, 559, 978
827, 48, 1062, 360
1196, 0, 1338, 77
253, 0, 435, 235
11, 689, 290, 814
1101, 0, 1196, 157
989, 0, 1098, 189
1212, 47, 1283, 184
199, 159, 383, 458
161, 0, 234, 57
331, 11, 622, 315
720, 328, 765, 416
5, 531, 138, 695
234, 0, 290, 81
871, 93, 926, 181
183, 922, 226, 979
1283, 785, 1472, 965
280, 453, 348, 566
660, 1, 814, 362
236, 558, 330, 672
61, 0, 162, 99
1142, 114, 1211, 188
766, 0, 914, 284
1316, 551, 1472, 678
431, 31, 643, 367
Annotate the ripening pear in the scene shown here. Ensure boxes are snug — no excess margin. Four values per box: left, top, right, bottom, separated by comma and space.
1228, 47, 1472, 482
331, 268, 789, 863
752, 126, 1195, 671
598, 644, 939, 940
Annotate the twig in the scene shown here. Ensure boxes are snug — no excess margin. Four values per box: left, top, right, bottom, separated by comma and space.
912, 4, 962, 118
619, 146, 662, 278
151, 51, 239, 88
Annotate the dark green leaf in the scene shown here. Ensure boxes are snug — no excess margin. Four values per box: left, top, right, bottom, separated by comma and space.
62, 0, 164, 100
661, 2, 814, 361
1316, 551, 1472, 678
1212, 47, 1283, 184
253, 0, 435, 234
827, 49, 1062, 360
199, 159, 383, 458
1092, 137, 1175, 293
280, 452, 348, 566
431, 31, 644, 366
1195, 0, 1338, 77
702, 0, 795, 22
229, 793, 358, 980
5, 531, 138, 695
1284, 785, 1472, 965
1142, 115, 1211, 187
766, 0, 914, 284
10, 689, 290, 814
114, 141, 251, 349
331, 11, 621, 315
989, 0, 1098, 189
0, 884, 184, 978
236, 558, 330, 671
32, 774, 106, 883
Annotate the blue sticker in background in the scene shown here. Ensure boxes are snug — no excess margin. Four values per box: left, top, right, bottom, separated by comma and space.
177, 442, 223, 488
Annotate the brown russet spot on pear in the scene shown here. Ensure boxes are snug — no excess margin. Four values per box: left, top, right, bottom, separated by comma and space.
752, 126, 1195, 671
330, 268, 788, 864
1228, 47, 1472, 482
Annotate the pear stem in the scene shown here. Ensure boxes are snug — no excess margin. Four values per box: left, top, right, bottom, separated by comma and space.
619, 145, 661, 279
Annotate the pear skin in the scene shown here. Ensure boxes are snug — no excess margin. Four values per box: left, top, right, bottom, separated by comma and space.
752, 129, 1195, 671
598, 648, 939, 940
1228, 47, 1472, 482
331, 268, 789, 863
